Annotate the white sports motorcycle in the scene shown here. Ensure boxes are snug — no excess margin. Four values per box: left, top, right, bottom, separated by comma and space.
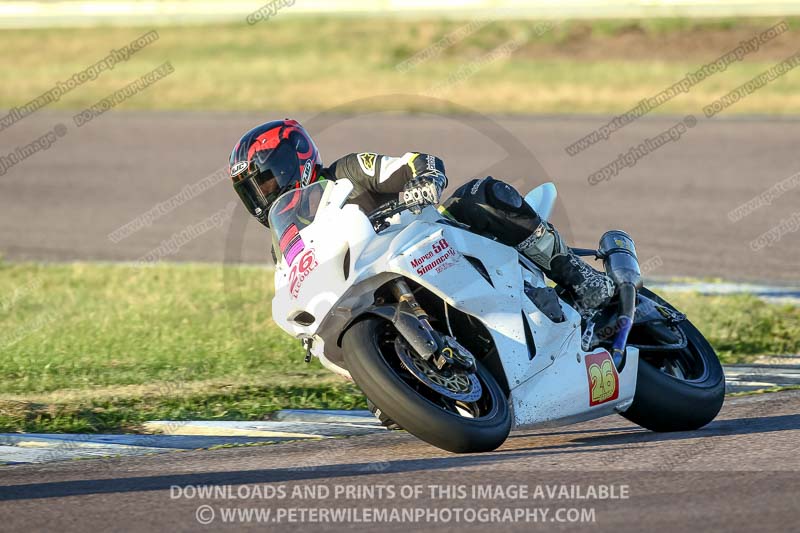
269, 179, 725, 453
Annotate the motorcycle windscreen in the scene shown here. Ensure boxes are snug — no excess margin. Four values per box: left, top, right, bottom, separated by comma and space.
268, 180, 330, 265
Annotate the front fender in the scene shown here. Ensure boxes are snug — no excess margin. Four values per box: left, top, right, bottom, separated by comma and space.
338, 301, 438, 359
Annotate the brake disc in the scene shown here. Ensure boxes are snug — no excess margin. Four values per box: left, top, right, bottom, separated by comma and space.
394, 338, 482, 402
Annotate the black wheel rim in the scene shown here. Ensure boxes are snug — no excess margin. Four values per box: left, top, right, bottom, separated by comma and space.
374, 321, 498, 420
639, 323, 709, 383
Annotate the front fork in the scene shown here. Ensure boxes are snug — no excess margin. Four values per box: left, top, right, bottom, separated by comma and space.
390, 280, 438, 353
386, 279, 475, 371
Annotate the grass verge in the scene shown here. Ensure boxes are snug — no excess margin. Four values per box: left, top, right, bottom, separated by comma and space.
3, 17, 800, 115
1, 261, 798, 433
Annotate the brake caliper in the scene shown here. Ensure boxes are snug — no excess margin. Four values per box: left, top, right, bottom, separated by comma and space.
434, 337, 476, 372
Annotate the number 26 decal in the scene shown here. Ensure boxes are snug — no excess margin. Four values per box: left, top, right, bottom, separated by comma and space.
289, 249, 318, 299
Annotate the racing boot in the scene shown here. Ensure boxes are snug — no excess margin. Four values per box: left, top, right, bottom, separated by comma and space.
517, 223, 615, 311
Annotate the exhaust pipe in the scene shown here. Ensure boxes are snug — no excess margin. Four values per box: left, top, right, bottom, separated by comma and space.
598, 231, 641, 367
598, 230, 642, 289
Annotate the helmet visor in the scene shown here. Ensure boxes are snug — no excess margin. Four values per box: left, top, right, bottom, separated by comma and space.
252, 140, 301, 189
233, 141, 301, 223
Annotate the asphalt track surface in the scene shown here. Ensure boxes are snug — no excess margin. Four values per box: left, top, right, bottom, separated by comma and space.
1, 110, 799, 281
0, 390, 797, 532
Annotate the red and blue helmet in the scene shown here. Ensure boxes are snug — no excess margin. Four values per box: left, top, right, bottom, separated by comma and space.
229, 119, 322, 225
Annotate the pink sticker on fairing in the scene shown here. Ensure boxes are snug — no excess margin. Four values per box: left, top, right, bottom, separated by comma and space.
279, 224, 305, 265
285, 238, 305, 265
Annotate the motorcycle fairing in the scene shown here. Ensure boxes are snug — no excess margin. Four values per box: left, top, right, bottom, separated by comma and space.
271, 179, 638, 429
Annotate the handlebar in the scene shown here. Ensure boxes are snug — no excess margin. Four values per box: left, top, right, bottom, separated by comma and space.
570, 247, 603, 259
367, 198, 419, 231
367, 199, 406, 222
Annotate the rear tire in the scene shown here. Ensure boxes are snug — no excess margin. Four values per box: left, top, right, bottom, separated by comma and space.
343, 318, 511, 453
621, 288, 725, 432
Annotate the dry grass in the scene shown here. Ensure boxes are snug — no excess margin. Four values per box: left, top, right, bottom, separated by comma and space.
1, 17, 800, 115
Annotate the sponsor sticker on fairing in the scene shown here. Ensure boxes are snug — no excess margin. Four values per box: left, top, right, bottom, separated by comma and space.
584, 350, 619, 406
409, 237, 458, 276
289, 248, 319, 299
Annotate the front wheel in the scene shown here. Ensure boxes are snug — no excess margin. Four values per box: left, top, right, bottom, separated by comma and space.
621, 288, 725, 432
343, 317, 511, 453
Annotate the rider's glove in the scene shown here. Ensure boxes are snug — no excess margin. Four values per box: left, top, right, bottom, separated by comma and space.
402, 170, 447, 214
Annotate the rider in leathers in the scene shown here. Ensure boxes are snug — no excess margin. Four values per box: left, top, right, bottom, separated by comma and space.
229, 119, 614, 311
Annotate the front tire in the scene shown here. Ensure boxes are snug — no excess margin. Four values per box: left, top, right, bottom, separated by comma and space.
343, 318, 511, 453
621, 288, 725, 432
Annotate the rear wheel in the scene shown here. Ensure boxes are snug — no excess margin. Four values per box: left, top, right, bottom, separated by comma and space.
343, 317, 511, 453
621, 288, 725, 432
